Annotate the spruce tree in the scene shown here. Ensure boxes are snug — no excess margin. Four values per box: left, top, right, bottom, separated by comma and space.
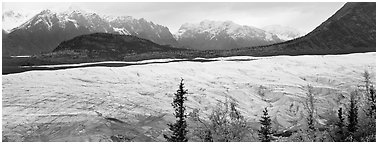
164, 78, 188, 142
258, 107, 273, 142
358, 71, 376, 141
336, 107, 345, 141
304, 85, 316, 141
363, 71, 376, 119
347, 91, 358, 137
363, 71, 371, 96
367, 85, 376, 118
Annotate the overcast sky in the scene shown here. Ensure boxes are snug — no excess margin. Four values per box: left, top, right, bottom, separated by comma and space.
3, 2, 345, 33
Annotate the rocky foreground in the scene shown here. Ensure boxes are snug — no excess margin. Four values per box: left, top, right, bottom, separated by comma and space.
2, 52, 376, 142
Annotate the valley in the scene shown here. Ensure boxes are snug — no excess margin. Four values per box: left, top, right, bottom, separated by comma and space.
2, 52, 376, 142
2, 2, 376, 142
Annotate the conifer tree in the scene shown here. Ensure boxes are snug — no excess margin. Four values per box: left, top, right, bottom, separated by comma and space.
335, 107, 346, 141
258, 107, 274, 142
304, 85, 316, 141
347, 90, 358, 138
357, 71, 375, 142
367, 85, 376, 118
164, 78, 189, 142
363, 71, 371, 96
362, 71, 376, 118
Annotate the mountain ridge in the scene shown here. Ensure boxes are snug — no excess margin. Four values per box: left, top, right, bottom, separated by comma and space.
229, 2, 375, 56
175, 20, 283, 50
3, 2, 374, 58
52, 32, 183, 60
2, 8, 178, 56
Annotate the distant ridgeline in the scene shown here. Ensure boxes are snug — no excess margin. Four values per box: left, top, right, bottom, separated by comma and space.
52, 33, 185, 60
2, 9, 178, 56
49, 2, 376, 60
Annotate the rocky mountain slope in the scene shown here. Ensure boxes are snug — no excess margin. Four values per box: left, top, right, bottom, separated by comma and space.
262, 25, 304, 41
2, 9, 177, 56
175, 20, 283, 50
291, 2, 376, 51
232, 2, 375, 56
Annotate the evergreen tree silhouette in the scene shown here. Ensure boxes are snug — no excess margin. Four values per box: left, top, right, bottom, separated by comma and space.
347, 91, 358, 139
367, 85, 376, 118
258, 107, 274, 142
164, 78, 189, 142
336, 107, 346, 141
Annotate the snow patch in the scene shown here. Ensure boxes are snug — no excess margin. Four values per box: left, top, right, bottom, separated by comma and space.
67, 18, 79, 28
113, 27, 131, 35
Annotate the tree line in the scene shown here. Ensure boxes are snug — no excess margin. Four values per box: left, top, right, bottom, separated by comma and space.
112, 71, 375, 142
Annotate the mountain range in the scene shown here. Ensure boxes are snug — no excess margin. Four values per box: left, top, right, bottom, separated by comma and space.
49, 2, 375, 63
175, 20, 283, 50
2, 8, 302, 56
2, 9, 177, 56
2, 2, 375, 57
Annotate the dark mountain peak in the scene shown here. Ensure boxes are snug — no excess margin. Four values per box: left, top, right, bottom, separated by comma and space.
310, 2, 375, 36
238, 2, 375, 56
53, 33, 180, 59
304, 2, 375, 49
329, 2, 364, 21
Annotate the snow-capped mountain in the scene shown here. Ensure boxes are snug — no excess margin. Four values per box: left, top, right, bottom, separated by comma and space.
106, 16, 177, 47
2, 10, 37, 32
3, 8, 177, 56
175, 20, 283, 50
262, 25, 304, 41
